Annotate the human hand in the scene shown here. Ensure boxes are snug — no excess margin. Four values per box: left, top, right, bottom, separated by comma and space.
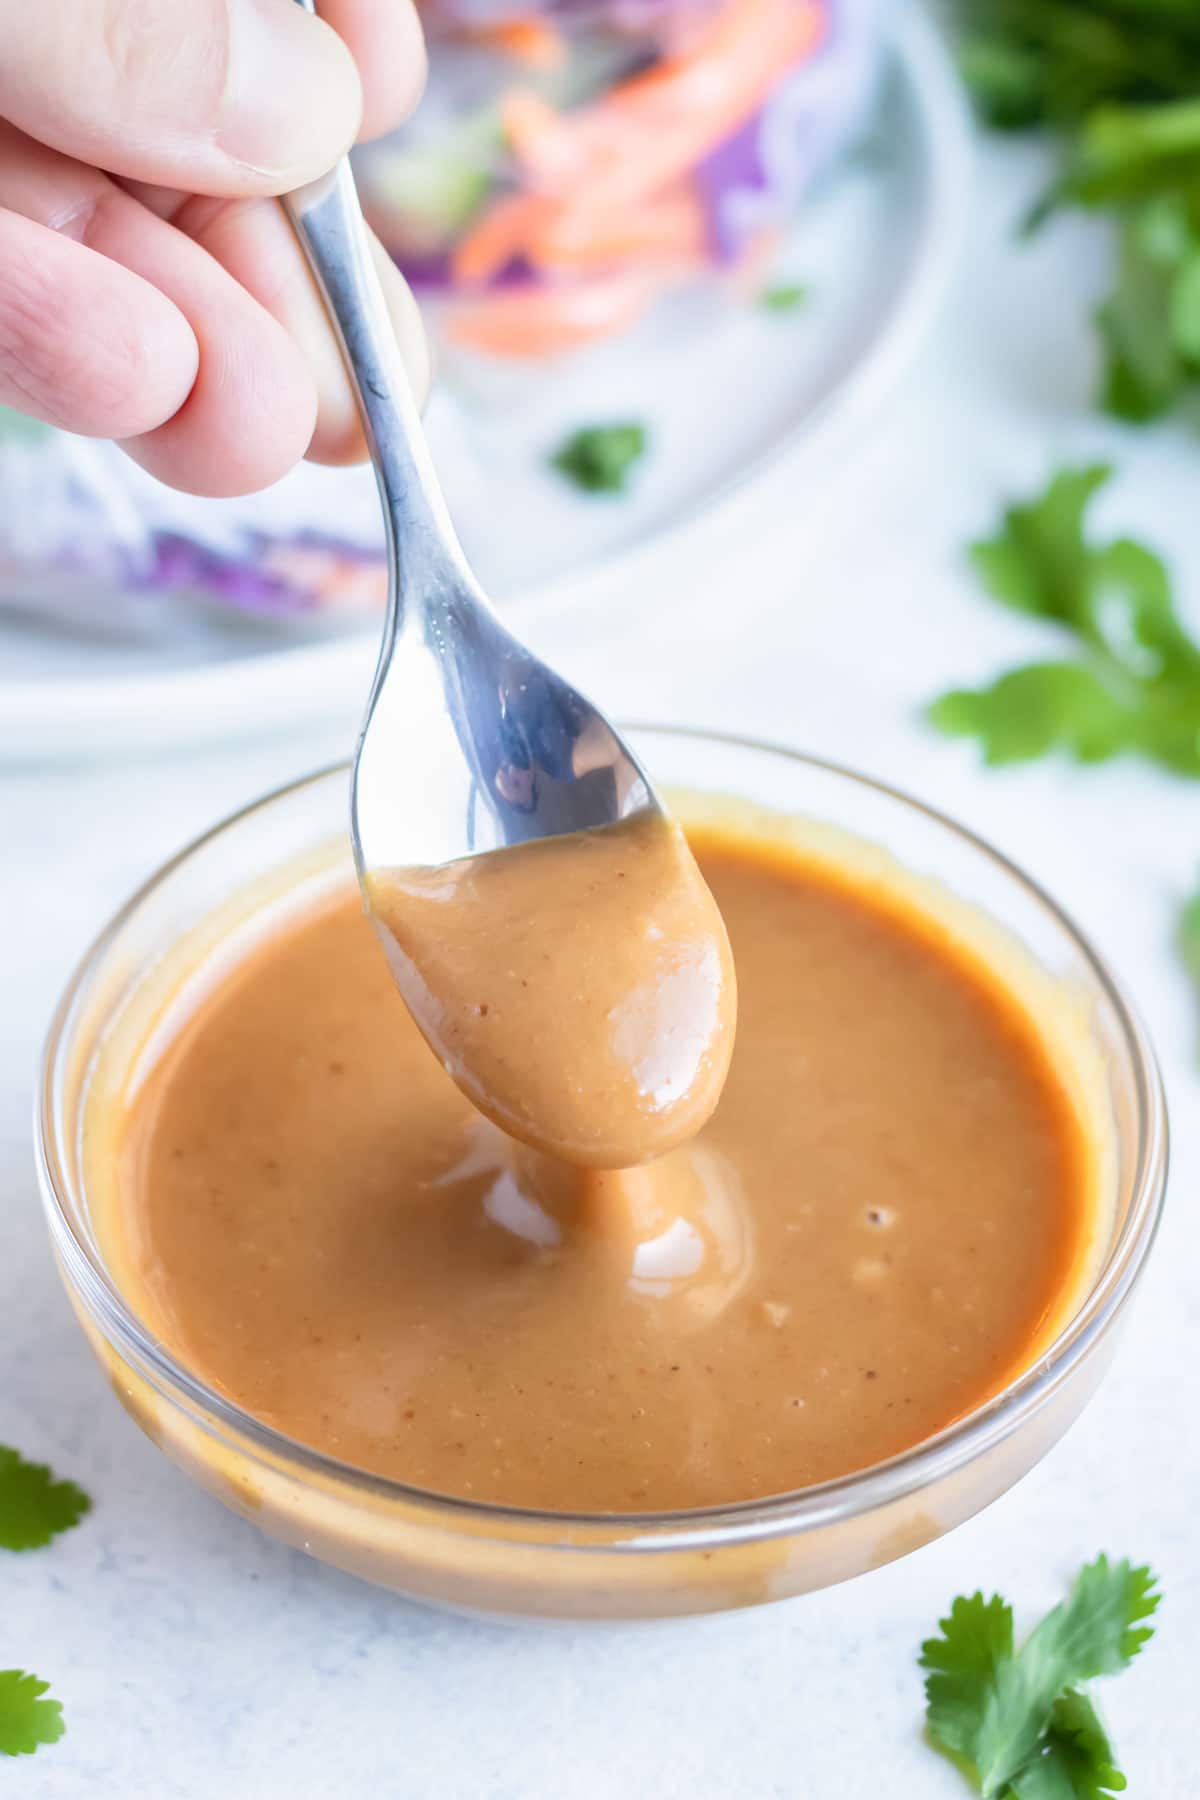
0, 0, 430, 495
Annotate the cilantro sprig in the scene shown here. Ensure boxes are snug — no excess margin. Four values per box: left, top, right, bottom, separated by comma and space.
957, 0, 1200, 134
0, 1672, 66, 1759
0, 1443, 91, 1758
956, 1, 1200, 423
551, 423, 647, 494
1178, 877, 1200, 1057
0, 1443, 91, 1551
1051, 102, 1200, 422
760, 282, 810, 313
929, 464, 1200, 773
922, 1556, 1160, 1798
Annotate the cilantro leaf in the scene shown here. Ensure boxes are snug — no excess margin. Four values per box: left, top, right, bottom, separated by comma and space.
929, 466, 1200, 775
954, 1, 1200, 132
922, 1591, 1015, 1774
1180, 879, 1200, 1057
1180, 882, 1200, 973
1057, 99, 1200, 211
1035, 1554, 1160, 1679
0, 1672, 65, 1758
958, 34, 1046, 131
1010, 1690, 1127, 1799
1096, 200, 1191, 422
968, 465, 1112, 627
551, 423, 647, 494
1049, 107, 1200, 422
922, 1557, 1159, 1799
0, 1444, 91, 1551
1091, 184, 1200, 425
760, 283, 809, 313
1171, 249, 1200, 360
929, 663, 1138, 765
954, 7, 1200, 421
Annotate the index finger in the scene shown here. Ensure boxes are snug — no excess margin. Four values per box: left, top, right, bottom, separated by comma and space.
319, 0, 427, 141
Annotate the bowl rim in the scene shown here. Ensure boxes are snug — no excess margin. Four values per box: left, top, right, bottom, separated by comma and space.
35, 726, 1170, 1548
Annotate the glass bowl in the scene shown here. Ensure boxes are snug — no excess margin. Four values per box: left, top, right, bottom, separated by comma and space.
35, 729, 1168, 1622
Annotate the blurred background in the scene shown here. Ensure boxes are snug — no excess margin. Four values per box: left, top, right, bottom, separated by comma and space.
4, 0, 1196, 769
0, 0, 946, 745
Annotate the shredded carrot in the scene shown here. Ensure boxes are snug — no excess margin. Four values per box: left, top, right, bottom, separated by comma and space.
499, 90, 585, 186
505, 0, 825, 208
522, 184, 707, 274
451, 191, 555, 285
451, 17, 566, 68
442, 273, 672, 357
443, 0, 827, 353
453, 181, 706, 284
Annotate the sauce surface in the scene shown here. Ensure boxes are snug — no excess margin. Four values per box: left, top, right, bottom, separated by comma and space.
103, 827, 1092, 1513
367, 810, 736, 1167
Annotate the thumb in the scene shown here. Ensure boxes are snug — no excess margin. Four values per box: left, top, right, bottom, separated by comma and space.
0, 0, 363, 198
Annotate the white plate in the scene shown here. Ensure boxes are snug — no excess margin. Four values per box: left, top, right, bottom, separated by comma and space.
0, 4, 968, 761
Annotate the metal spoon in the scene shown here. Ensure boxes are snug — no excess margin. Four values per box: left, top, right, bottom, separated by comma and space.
283, 0, 657, 884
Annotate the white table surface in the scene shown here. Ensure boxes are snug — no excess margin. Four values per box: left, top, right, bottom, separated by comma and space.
4, 130, 1198, 1797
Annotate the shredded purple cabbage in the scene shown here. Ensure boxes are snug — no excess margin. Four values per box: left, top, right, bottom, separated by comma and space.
695, 0, 884, 263
142, 531, 384, 614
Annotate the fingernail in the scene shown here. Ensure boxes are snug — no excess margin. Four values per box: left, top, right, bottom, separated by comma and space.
220, 0, 363, 185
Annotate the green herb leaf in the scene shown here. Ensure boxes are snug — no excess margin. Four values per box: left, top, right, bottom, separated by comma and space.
954, 5, 1200, 419
760, 283, 809, 313
1096, 196, 1193, 420
921, 1591, 1015, 1773
1036, 99, 1200, 420
1009, 1690, 1127, 1799
929, 663, 1139, 765
1090, 187, 1200, 422
968, 464, 1111, 626
1169, 249, 1200, 360
0, 1672, 65, 1758
1007, 1556, 1158, 1699
922, 1558, 1159, 1799
1057, 98, 1200, 210
551, 423, 647, 494
1180, 880, 1200, 978
0, 1444, 91, 1551
1178, 879, 1200, 1057
929, 466, 1200, 775
958, 35, 1047, 131
955, 1, 1200, 130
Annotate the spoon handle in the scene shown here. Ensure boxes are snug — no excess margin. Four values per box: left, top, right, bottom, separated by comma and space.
283, 1, 478, 619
